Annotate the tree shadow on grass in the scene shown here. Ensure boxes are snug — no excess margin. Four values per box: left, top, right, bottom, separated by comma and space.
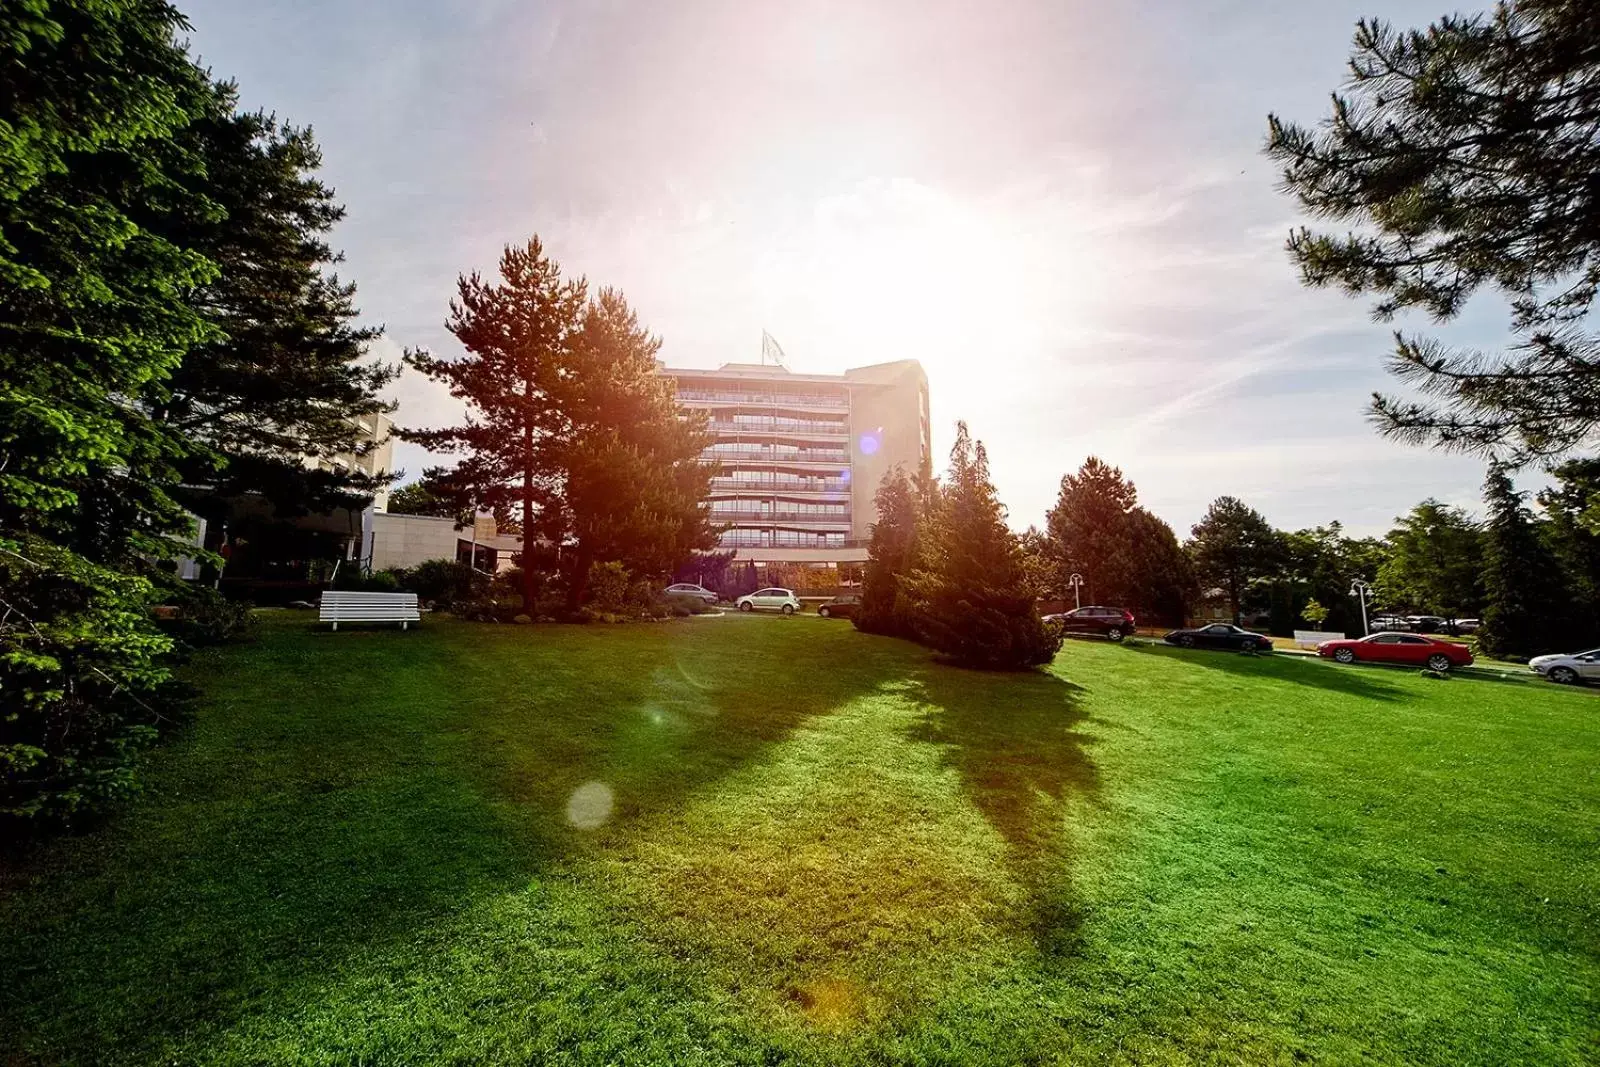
903, 662, 1099, 959
1124, 641, 1406, 700
0, 616, 911, 1063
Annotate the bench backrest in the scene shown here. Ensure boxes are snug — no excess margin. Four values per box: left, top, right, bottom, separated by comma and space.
1293, 629, 1345, 649
319, 591, 420, 620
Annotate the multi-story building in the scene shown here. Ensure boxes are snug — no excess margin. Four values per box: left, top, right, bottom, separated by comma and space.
660, 359, 930, 580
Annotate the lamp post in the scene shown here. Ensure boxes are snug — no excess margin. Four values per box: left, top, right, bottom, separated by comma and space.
1068, 572, 1084, 611
1349, 578, 1373, 636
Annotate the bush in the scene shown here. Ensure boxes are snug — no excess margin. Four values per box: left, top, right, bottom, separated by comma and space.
662, 592, 717, 616
330, 567, 400, 593
586, 561, 631, 613
2, 536, 192, 831
398, 558, 488, 607
159, 585, 260, 648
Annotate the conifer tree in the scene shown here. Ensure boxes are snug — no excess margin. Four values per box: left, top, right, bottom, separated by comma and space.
2, 1, 215, 825
404, 241, 714, 609
904, 424, 1061, 669
1269, 3, 1600, 462
856, 466, 923, 637
1480, 463, 1568, 658
1187, 497, 1284, 623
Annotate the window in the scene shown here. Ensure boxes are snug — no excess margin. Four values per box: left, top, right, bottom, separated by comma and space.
1205, 625, 1231, 634
1368, 634, 1401, 644
1396, 635, 1431, 644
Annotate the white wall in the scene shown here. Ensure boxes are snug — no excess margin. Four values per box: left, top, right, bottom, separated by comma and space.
370, 512, 460, 571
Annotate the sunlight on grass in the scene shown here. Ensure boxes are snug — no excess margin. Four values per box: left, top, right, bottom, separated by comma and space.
2, 617, 1596, 1065
596, 681, 1031, 1031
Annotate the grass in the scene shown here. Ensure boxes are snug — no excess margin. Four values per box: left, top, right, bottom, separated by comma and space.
2, 613, 1597, 1065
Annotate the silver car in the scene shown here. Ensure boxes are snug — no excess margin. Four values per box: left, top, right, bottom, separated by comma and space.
1528, 649, 1600, 685
664, 582, 718, 604
735, 587, 801, 615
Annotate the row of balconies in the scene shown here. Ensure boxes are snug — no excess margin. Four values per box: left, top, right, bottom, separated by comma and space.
709, 476, 851, 494
709, 510, 850, 527
677, 389, 849, 411
717, 530, 852, 549
704, 446, 849, 464
709, 419, 848, 438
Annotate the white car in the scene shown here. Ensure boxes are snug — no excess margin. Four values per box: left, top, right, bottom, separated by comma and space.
1528, 648, 1600, 685
663, 582, 718, 604
735, 587, 801, 615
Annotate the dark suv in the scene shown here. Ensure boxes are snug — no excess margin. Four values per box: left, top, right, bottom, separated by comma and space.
1043, 605, 1136, 642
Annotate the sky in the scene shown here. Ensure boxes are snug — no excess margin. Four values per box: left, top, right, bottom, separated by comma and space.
180, 0, 1520, 537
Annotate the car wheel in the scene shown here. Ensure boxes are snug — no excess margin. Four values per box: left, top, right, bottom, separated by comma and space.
1333, 648, 1356, 664
781, 604, 795, 615
1426, 653, 1452, 672
1106, 627, 1124, 642
738, 602, 753, 612
1549, 666, 1579, 685
818, 606, 831, 618
1179, 635, 1195, 648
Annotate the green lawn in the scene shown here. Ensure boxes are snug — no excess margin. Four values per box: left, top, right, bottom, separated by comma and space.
3, 614, 1597, 1065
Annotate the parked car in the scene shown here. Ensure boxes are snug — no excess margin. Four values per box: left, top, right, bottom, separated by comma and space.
1368, 615, 1412, 632
1316, 633, 1473, 671
1163, 623, 1273, 653
663, 582, 718, 604
1043, 605, 1135, 642
1453, 618, 1482, 634
1528, 648, 1600, 685
735, 587, 801, 615
816, 594, 859, 619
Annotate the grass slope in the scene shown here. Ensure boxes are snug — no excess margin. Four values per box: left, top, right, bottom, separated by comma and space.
2, 615, 1596, 1065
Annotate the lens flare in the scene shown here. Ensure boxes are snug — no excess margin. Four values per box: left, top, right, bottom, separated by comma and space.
566, 781, 614, 829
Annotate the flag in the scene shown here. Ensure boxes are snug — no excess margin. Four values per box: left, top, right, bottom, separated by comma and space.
760, 330, 788, 368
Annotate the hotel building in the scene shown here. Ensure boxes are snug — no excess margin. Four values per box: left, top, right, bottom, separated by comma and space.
660, 359, 930, 573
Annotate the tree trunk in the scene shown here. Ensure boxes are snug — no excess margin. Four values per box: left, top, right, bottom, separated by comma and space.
566, 548, 592, 613
521, 405, 537, 613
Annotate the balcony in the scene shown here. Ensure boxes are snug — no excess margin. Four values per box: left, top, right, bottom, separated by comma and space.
717, 531, 855, 549
677, 389, 848, 411
709, 477, 850, 495
704, 447, 849, 465
710, 511, 851, 527
709, 419, 848, 440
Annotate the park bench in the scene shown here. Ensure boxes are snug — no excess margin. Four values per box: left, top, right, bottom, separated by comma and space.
1293, 629, 1345, 650
319, 590, 420, 631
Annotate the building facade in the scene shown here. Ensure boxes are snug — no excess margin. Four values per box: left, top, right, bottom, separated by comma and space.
302, 411, 395, 512
660, 359, 930, 576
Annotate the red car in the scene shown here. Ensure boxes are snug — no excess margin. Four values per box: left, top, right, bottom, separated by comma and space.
1316, 633, 1474, 671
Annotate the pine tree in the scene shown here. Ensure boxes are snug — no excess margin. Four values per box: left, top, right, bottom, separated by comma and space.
403, 239, 588, 609
904, 424, 1061, 669
1538, 458, 1600, 647
1186, 497, 1284, 623
1268, 3, 1600, 463
1045, 457, 1195, 624
154, 92, 398, 518
1480, 463, 1568, 658
856, 466, 922, 637
1377, 502, 1483, 623
1, 1, 216, 826
1045, 457, 1137, 604
553, 289, 717, 607
404, 243, 714, 610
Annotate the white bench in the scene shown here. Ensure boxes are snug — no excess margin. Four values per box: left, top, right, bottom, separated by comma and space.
1293, 629, 1346, 650
319, 591, 421, 631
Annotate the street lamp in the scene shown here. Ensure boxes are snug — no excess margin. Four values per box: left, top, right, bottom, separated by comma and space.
1349, 578, 1373, 636
1068, 572, 1084, 611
